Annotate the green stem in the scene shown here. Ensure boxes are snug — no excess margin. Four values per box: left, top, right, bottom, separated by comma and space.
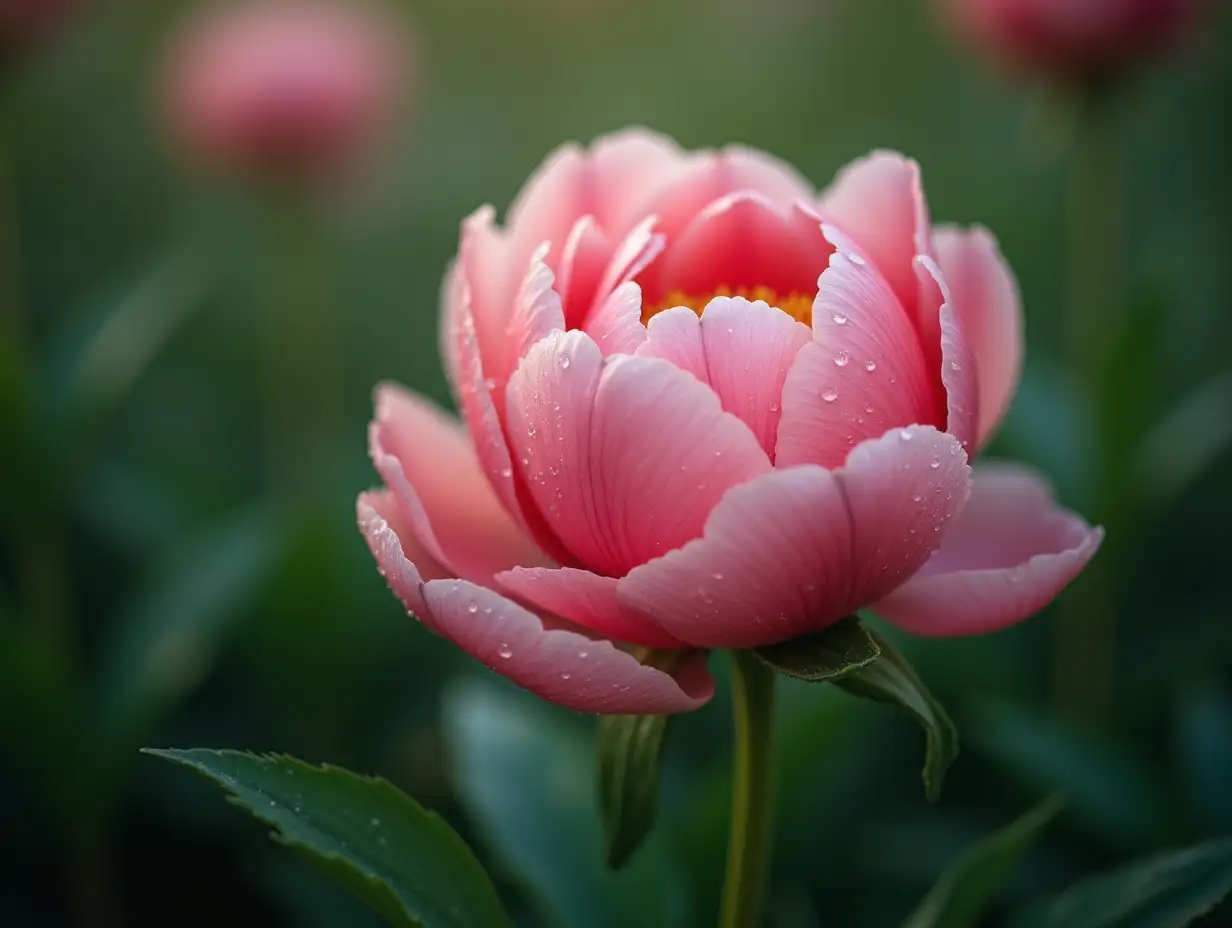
719, 651, 777, 928
1052, 93, 1123, 721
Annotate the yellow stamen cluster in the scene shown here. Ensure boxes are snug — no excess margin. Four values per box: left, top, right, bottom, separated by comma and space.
641, 285, 814, 327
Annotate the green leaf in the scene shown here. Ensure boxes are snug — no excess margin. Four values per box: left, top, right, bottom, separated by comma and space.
598, 712, 671, 870
905, 795, 1064, 928
835, 628, 958, 800
753, 616, 881, 682
444, 679, 680, 928
1011, 838, 1232, 928
143, 749, 510, 928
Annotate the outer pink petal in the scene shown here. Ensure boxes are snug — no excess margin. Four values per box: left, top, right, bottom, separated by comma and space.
358, 490, 450, 585
873, 464, 1102, 636
370, 384, 549, 584
641, 192, 829, 304
635, 306, 710, 383
619, 425, 971, 649
505, 243, 566, 376
358, 498, 713, 714
456, 206, 513, 381
934, 225, 1024, 448
505, 330, 772, 577
497, 566, 684, 649
917, 255, 980, 455
776, 235, 937, 469
698, 297, 811, 458
585, 281, 648, 356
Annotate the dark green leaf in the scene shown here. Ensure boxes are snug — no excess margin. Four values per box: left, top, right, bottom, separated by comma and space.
144, 749, 509, 928
444, 679, 680, 928
905, 795, 1064, 928
835, 629, 958, 800
753, 616, 880, 682
598, 712, 671, 869
1012, 838, 1232, 928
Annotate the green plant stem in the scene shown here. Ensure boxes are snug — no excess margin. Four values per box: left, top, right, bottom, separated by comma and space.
1052, 94, 1122, 722
719, 651, 777, 928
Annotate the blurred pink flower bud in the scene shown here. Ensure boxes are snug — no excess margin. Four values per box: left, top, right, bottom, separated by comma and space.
943, 0, 1203, 80
161, 0, 411, 186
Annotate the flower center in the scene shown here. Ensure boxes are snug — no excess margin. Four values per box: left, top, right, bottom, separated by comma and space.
641, 286, 814, 327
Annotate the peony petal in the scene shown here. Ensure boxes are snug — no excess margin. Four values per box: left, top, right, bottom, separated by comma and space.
506, 331, 771, 577
585, 281, 648, 356
934, 225, 1024, 448
370, 384, 549, 584
505, 243, 565, 375
587, 127, 693, 235
556, 215, 612, 330
635, 306, 709, 383
917, 255, 980, 455
776, 231, 938, 469
589, 216, 665, 321
358, 490, 450, 586
497, 566, 683, 649
359, 498, 713, 714
619, 425, 971, 649
456, 206, 513, 381
641, 192, 830, 305
698, 297, 811, 458
873, 464, 1103, 636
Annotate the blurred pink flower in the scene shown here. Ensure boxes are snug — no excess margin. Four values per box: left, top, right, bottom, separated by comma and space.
942, 0, 1203, 79
358, 129, 1102, 714
161, 0, 411, 185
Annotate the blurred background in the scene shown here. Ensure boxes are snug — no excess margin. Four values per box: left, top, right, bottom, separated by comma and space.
1, 0, 1230, 925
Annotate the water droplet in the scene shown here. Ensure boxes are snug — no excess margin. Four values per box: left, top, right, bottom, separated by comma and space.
911, 493, 922, 502
484, 377, 498, 390
929, 458, 941, 469
560, 355, 571, 369
832, 312, 849, 325
712, 572, 724, 580
577, 649, 589, 659
833, 350, 850, 367
865, 360, 877, 372
497, 644, 513, 659
848, 252, 866, 266
822, 388, 839, 403
769, 401, 780, 413
899, 429, 914, 440
500, 466, 513, 478
466, 602, 479, 614
527, 424, 537, 436
864, 403, 874, 413
560, 671, 572, 680
949, 360, 962, 371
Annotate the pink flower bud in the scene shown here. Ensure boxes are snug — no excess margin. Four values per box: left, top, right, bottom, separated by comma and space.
942, 0, 1203, 81
161, 0, 411, 186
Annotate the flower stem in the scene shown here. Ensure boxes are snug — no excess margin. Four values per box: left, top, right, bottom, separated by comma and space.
719, 651, 777, 928
1053, 91, 1122, 721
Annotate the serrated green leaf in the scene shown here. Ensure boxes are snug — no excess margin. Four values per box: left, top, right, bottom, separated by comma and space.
144, 749, 510, 928
753, 616, 881, 682
444, 679, 679, 928
836, 629, 958, 800
905, 795, 1064, 928
598, 712, 671, 870
1011, 838, 1232, 928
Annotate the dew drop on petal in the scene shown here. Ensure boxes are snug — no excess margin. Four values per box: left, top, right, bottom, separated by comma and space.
500, 466, 513, 478
865, 360, 877, 372
560, 356, 571, 369
832, 312, 849, 325
848, 252, 866, 266
560, 671, 572, 680
833, 350, 850, 367
929, 458, 941, 469
577, 649, 589, 659
497, 644, 513, 659
899, 429, 914, 440
864, 403, 874, 413
466, 602, 479, 614
822, 388, 839, 403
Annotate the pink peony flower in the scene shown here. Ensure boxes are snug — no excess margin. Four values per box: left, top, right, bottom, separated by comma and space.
942, 0, 1203, 79
160, 0, 410, 185
358, 129, 1102, 714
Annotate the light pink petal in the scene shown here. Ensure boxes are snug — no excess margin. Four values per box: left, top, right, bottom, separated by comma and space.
585, 281, 648, 356
506, 331, 771, 577
505, 243, 565, 374
370, 384, 549, 584
641, 192, 830, 305
456, 206, 513, 381
934, 225, 1024, 448
635, 306, 710, 383
820, 151, 933, 327
618, 466, 854, 648
504, 142, 589, 267
587, 127, 692, 235
838, 425, 971, 605
620, 426, 970, 649
698, 297, 811, 458
556, 215, 612, 330
588, 216, 665, 322
497, 566, 683, 649
917, 255, 980, 455
873, 464, 1103, 636
776, 232, 938, 469
358, 490, 450, 586
359, 498, 713, 714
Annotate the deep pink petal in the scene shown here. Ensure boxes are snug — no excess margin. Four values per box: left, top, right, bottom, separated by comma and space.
619, 425, 970, 649
698, 297, 811, 458
934, 225, 1024, 448
370, 384, 549, 584
585, 281, 648, 356
874, 464, 1102, 636
358, 498, 713, 714
497, 566, 684, 649
918, 255, 980, 454
505, 331, 771, 577
556, 215, 612, 330
588, 216, 665, 322
776, 233, 937, 469
641, 192, 830, 305
635, 306, 709, 383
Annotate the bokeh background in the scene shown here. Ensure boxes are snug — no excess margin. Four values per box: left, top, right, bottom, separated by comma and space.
2, 0, 1231, 925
